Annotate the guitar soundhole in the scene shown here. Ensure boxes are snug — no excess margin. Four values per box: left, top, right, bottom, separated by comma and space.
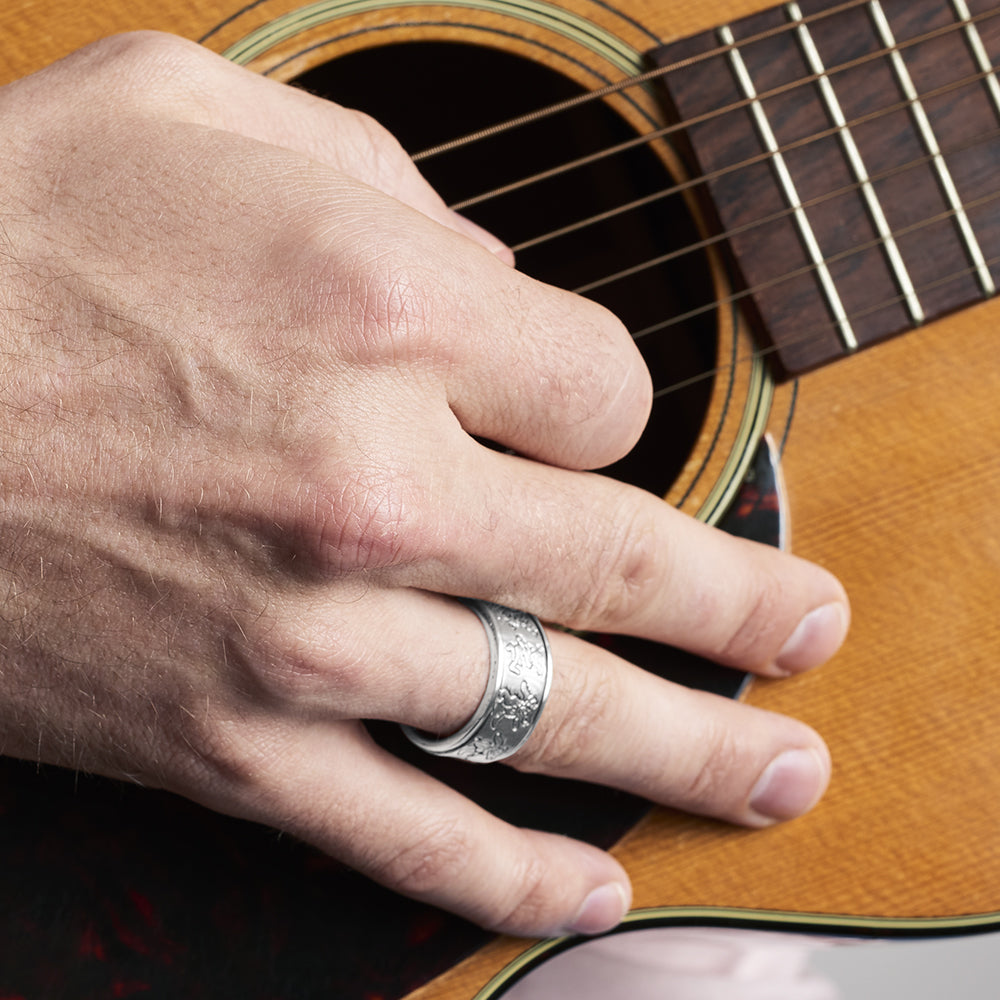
294, 41, 716, 495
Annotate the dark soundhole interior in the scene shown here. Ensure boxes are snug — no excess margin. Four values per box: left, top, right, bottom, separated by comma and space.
295, 41, 716, 495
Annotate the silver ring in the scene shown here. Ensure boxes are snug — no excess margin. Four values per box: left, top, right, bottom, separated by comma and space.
401, 599, 552, 763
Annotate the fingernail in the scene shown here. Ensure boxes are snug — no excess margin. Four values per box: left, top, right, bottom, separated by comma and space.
775, 602, 849, 673
562, 882, 630, 936
749, 748, 830, 823
450, 212, 516, 264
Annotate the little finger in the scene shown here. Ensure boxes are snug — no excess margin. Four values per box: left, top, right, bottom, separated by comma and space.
231, 720, 632, 937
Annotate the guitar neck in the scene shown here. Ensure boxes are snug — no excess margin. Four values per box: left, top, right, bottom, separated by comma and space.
653, 0, 1000, 376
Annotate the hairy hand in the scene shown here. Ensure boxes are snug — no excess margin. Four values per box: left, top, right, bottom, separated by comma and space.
0, 33, 848, 937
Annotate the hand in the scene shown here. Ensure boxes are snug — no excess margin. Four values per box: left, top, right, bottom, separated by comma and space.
0, 33, 848, 938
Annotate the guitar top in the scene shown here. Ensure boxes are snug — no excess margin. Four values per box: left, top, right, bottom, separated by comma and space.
2, 1, 1000, 998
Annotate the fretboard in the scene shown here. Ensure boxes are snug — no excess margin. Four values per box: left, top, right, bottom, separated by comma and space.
652, 0, 1000, 377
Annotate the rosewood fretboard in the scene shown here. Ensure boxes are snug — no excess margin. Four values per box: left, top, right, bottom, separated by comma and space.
653, 0, 1000, 376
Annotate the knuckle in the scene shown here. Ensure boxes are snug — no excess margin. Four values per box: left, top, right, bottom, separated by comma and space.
38, 33, 227, 126
341, 108, 410, 181
106, 29, 194, 62
304, 459, 429, 574
292, 237, 443, 368
229, 612, 367, 710
675, 718, 745, 812
370, 818, 474, 897
716, 573, 788, 666
74, 31, 202, 90
164, 699, 278, 795
567, 499, 661, 629
208, 585, 395, 715
368, 265, 430, 345
349, 255, 439, 363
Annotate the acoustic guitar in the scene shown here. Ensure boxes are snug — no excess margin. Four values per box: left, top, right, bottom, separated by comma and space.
2, 0, 1000, 997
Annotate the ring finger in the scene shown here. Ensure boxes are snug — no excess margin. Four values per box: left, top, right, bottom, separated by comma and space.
255, 587, 830, 829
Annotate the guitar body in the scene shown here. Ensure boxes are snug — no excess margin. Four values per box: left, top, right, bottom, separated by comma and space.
4, 1, 1000, 998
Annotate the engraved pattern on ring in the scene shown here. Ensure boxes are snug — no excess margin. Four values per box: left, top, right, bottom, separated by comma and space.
401, 600, 552, 763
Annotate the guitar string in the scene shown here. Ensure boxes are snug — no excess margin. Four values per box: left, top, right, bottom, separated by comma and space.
444, 13, 1000, 214
573, 126, 1000, 298
409, 5, 1000, 397
637, 183, 1000, 345
618, 78, 1000, 380
436, 20, 1000, 313
518, 76, 1000, 270
639, 178, 1000, 395
651, 239, 1000, 398
413, 0, 999, 167
412, 0, 901, 161
498, 70, 1000, 382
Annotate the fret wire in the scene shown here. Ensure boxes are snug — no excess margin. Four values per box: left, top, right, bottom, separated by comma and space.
631, 183, 1000, 344
413, 0, 1000, 163
413, 0, 872, 162
719, 23, 858, 352
786, 0, 924, 325
570, 126, 1000, 298
870, 0, 995, 296
449, 9, 1000, 214
651, 239, 1000, 400
952, 0, 1000, 121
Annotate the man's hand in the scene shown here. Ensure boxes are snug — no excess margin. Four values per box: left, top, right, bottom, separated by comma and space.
0, 33, 848, 937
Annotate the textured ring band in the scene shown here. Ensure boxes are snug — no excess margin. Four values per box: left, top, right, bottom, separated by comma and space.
401, 599, 552, 763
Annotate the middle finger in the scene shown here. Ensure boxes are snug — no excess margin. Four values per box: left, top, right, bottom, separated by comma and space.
385, 441, 849, 678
